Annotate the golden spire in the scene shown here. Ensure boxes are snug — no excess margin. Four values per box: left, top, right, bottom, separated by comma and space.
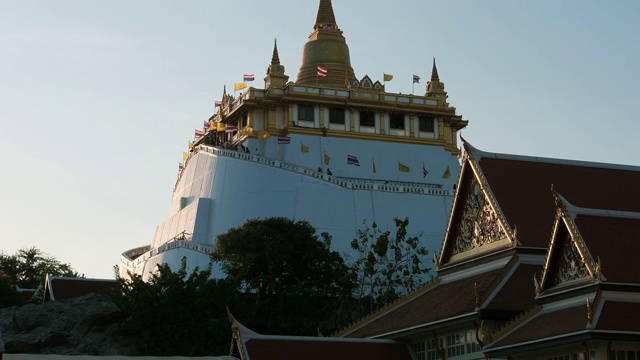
271, 38, 280, 65
431, 57, 440, 82
314, 0, 337, 30
426, 57, 447, 102
265, 38, 288, 88
295, 0, 356, 87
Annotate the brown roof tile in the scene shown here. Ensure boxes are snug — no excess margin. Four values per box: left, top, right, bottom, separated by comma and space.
245, 338, 412, 360
596, 301, 640, 331
484, 264, 541, 312
575, 215, 640, 284
344, 269, 503, 338
487, 305, 586, 349
46, 277, 116, 301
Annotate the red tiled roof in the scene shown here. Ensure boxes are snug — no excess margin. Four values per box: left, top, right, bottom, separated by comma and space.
342, 268, 503, 338
575, 214, 640, 284
487, 305, 586, 349
46, 276, 116, 301
484, 263, 540, 312
244, 338, 412, 360
477, 154, 640, 249
596, 301, 640, 331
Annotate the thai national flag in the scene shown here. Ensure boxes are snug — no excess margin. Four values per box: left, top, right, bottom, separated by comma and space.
243, 74, 255, 82
225, 125, 239, 133
347, 154, 360, 166
214, 100, 222, 107
277, 136, 291, 145
203, 121, 210, 130
195, 129, 204, 138
317, 66, 328, 78
423, 163, 428, 178
413, 74, 421, 84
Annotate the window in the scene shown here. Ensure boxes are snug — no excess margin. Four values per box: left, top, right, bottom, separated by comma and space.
299, 104, 314, 121
360, 110, 375, 127
389, 113, 405, 129
412, 338, 442, 360
329, 107, 345, 124
465, 330, 480, 354
446, 334, 464, 358
419, 115, 435, 132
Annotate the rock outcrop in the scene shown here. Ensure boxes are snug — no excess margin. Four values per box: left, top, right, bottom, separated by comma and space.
0, 293, 137, 355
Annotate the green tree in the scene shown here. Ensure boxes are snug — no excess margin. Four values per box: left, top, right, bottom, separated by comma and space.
211, 217, 355, 335
0, 247, 80, 289
113, 258, 236, 356
350, 217, 430, 311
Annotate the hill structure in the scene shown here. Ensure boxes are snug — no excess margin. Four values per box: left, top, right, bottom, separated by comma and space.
119, 0, 468, 279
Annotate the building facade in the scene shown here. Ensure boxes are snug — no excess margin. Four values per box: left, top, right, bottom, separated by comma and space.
119, 0, 468, 279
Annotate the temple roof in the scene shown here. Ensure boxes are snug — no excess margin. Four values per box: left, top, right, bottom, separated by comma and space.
467, 142, 640, 249
229, 311, 412, 360
485, 300, 640, 355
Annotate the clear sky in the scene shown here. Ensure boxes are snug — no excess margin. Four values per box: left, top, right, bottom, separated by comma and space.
1, 1, 638, 279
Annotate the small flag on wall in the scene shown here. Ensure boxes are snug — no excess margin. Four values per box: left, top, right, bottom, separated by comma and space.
257, 130, 271, 140
214, 100, 222, 107
183, 152, 189, 162
301, 143, 310, 153
178, 162, 184, 172
278, 136, 291, 145
243, 74, 255, 82
399, 162, 410, 173
203, 121, 210, 130
442, 165, 451, 179
225, 125, 239, 133
413, 74, 421, 84
324, 152, 331, 165
188, 141, 194, 149
347, 154, 360, 166
195, 129, 204, 139
423, 162, 428, 178
317, 66, 328, 78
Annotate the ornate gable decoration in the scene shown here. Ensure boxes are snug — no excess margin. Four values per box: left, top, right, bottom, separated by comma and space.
534, 192, 602, 295
437, 141, 517, 267
551, 231, 589, 286
452, 177, 509, 256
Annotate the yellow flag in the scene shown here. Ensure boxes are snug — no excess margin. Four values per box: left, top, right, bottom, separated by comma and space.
183, 152, 189, 162
442, 165, 451, 179
188, 141, 194, 149
399, 162, 410, 173
457, 146, 463, 160
324, 152, 331, 165
257, 130, 271, 140
234, 82, 248, 91
373, 160, 377, 173
383, 73, 393, 82
301, 143, 310, 153
216, 122, 225, 131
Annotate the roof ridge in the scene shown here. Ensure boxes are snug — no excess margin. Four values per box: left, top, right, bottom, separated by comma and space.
465, 140, 640, 172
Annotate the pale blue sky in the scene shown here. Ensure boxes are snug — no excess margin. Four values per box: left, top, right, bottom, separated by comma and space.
1, 1, 638, 279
